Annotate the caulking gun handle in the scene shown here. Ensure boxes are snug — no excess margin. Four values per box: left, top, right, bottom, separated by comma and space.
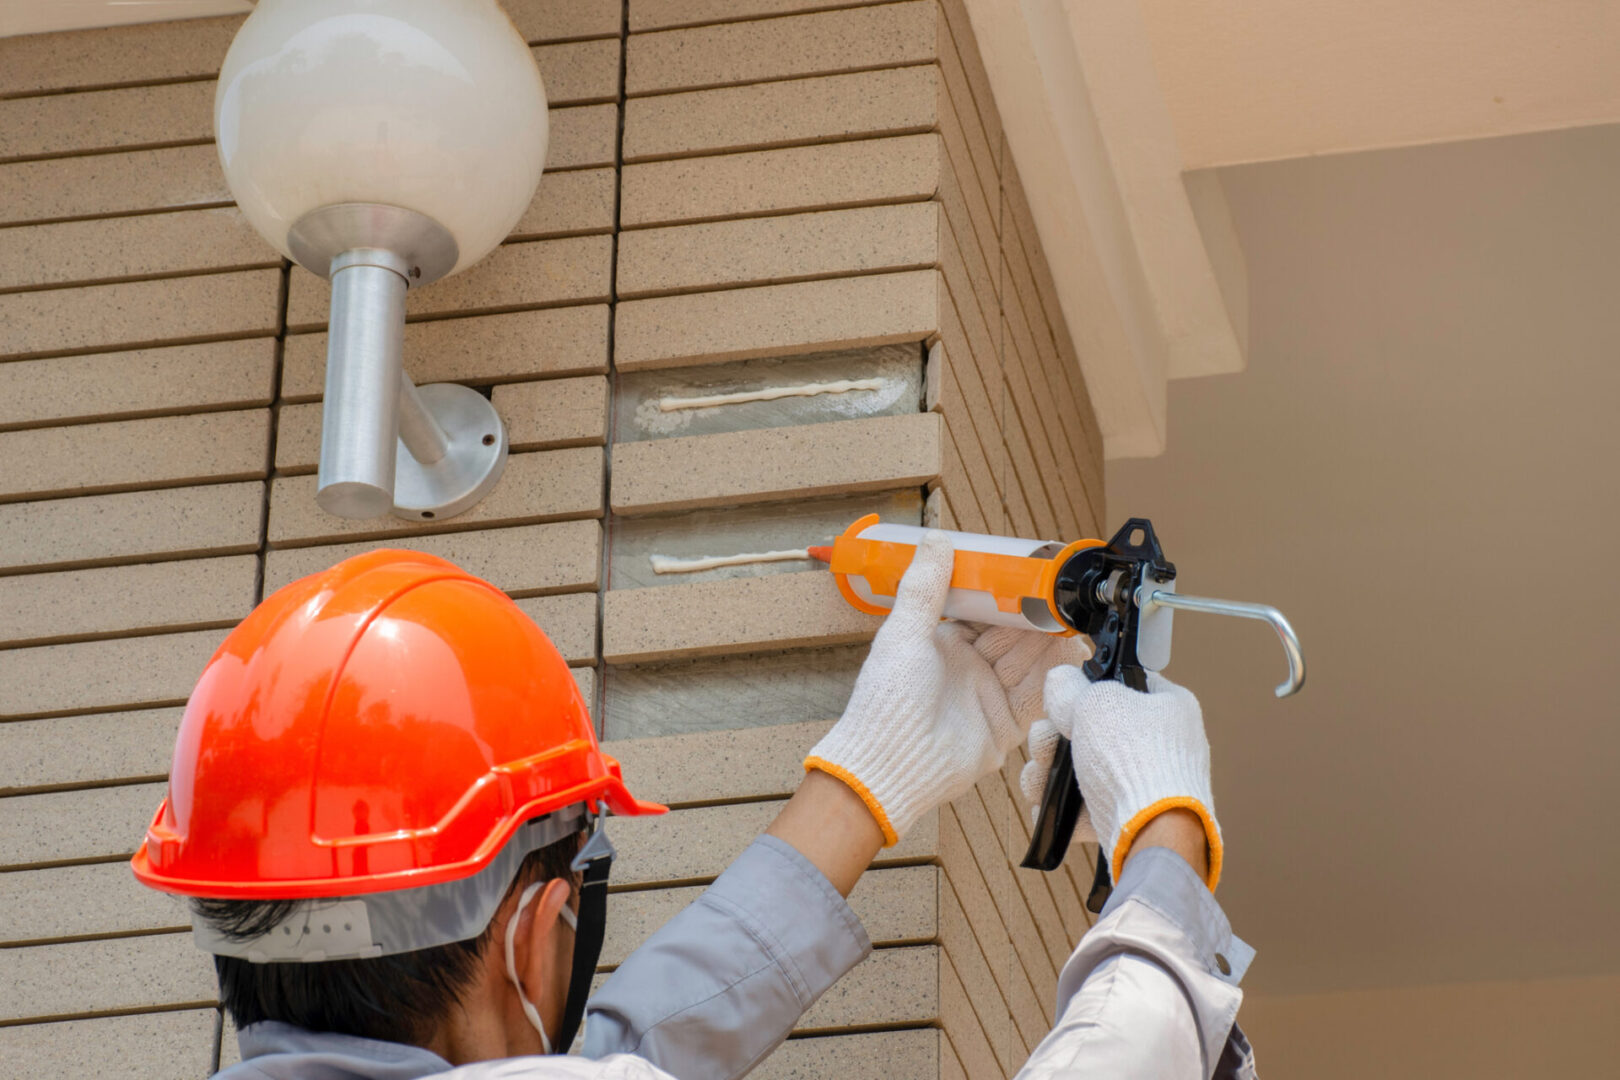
1020, 736, 1083, 872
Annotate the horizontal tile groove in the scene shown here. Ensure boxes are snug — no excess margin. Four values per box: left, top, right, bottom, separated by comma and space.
630, 0, 902, 33
0, 1000, 215, 1030
0, 137, 214, 168
623, 122, 935, 165
0, 925, 188, 951
0, 774, 168, 800
615, 260, 937, 301
283, 297, 607, 334
0, 201, 237, 232
593, 936, 926, 975
621, 190, 935, 233
0, 542, 261, 581
0, 74, 215, 103
0, 398, 271, 436
788, 1019, 938, 1040
622, 57, 935, 102
0, 261, 283, 299
0, 700, 188, 726
0, 329, 274, 367
0, 852, 135, 874
0, 470, 266, 509
603, 853, 938, 897
263, 511, 603, 552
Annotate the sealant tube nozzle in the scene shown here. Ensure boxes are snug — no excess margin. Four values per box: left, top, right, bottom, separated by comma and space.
807, 546, 834, 563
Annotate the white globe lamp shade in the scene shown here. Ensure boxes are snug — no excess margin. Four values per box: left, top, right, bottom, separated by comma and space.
216, 0, 548, 277
213, 0, 549, 523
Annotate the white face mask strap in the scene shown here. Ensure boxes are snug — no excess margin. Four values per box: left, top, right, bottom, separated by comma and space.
504, 879, 573, 1055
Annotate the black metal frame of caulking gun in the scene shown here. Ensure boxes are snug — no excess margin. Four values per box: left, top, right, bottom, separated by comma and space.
1021, 518, 1307, 913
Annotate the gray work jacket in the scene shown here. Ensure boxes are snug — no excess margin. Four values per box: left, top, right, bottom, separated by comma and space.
214, 836, 1255, 1079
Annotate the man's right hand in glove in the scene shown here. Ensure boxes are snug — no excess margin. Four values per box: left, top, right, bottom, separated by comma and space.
1021, 670, 1224, 891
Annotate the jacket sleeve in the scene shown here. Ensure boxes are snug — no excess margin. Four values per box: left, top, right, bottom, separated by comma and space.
581, 834, 872, 1080
1016, 847, 1259, 1080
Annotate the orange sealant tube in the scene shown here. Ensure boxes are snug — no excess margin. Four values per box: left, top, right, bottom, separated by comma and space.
810, 515, 1105, 635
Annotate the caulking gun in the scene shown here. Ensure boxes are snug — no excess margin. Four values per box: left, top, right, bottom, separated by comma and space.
810, 514, 1305, 912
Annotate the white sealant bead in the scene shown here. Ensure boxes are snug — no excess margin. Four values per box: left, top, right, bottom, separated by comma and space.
649, 549, 816, 574
656, 378, 886, 413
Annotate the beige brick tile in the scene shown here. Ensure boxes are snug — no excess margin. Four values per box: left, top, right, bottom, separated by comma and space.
621, 133, 939, 228
510, 168, 616, 240
0, 861, 187, 944
627, 2, 937, 95
941, 947, 1008, 1079
623, 64, 937, 162
938, 428, 989, 535
0, 555, 257, 649
801, 945, 938, 1029
5, 1009, 219, 1079
615, 269, 939, 371
0, 708, 180, 795
0, 932, 215, 1022
611, 412, 939, 515
1, 268, 280, 361
0, 80, 212, 163
613, 799, 936, 886
617, 202, 939, 298
935, 7, 1000, 197
938, 160, 1000, 318
954, 791, 1058, 1013
940, 807, 1026, 1033
263, 519, 601, 597
0, 338, 275, 431
267, 447, 602, 548
630, 0, 889, 32
0, 482, 263, 575
549, 102, 619, 169
286, 237, 610, 331
0, 206, 276, 293
282, 306, 609, 402
1004, 410, 1060, 542
939, 873, 1015, 1074
513, 592, 598, 666
938, 0, 1003, 151
0, 144, 227, 227
1, 631, 220, 721
0, 15, 240, 95
602, 569, 881, 663
0, 409, 269, 504
991, 767, 1086, 960
0, 781, 165, 866
602, 864, 936, 966
756, 1029, 939, 1080
1003, 310, 1088, 537
571, 665, 597, 722
507, 0, 623, 42
532, 38, 621, 106
603, 719, 832, 805
494, 375, 610, 450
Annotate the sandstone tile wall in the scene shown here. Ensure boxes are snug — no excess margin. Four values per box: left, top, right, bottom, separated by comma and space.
0, 2, 1104, 1075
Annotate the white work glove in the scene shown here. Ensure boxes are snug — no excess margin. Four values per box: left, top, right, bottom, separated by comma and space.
807, 532, 1091, 845
1021, 669, 1223, 889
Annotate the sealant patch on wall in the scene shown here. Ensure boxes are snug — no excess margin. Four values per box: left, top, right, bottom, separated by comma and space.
650, 549, 815, 574
609, 490, 924, 590
617, 343, 924, 441
656, 379, 886, 414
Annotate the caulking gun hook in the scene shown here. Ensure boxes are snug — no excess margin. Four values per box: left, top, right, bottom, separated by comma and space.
1136, 589, 1307, 698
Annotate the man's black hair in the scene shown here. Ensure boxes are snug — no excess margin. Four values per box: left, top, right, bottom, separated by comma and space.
195, 832, 582, 1047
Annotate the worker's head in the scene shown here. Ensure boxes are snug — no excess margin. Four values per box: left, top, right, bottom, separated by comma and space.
130, 551, 664, 1058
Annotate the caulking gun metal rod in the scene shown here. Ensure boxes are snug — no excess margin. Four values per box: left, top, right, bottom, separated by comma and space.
1137, 589, 1307, 698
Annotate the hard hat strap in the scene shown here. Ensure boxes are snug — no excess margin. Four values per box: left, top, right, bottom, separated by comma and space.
554, 806, 615, 1054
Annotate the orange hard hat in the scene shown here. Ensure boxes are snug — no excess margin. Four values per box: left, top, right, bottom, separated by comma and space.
132, 549, 663, 901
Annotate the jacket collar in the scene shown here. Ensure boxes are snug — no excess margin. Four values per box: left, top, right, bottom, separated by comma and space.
224, 1021, 454, 1080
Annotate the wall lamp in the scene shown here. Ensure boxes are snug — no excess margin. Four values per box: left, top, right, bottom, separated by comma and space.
215, 0, 549, 520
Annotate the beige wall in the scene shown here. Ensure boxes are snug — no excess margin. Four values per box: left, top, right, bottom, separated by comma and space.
0, 1, 1104, 1076
1241, 975, 1620, 1079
